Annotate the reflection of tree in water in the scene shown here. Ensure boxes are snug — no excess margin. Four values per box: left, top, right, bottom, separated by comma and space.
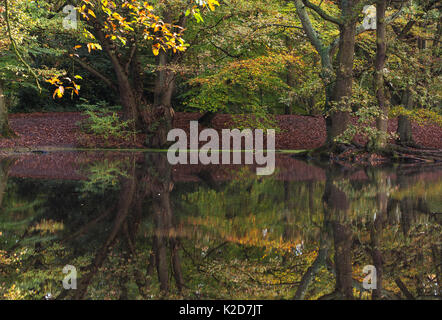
59, 153, 184, 299
293, 164, 441, 300
0, 154, 183, 299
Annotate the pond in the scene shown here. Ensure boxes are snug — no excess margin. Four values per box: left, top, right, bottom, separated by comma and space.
0, 151, 441, 300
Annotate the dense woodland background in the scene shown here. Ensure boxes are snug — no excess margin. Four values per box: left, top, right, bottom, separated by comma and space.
0, 0, 440, 154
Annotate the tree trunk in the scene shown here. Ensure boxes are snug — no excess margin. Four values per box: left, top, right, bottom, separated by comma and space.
115, 69, 142, 128
146, 153, 183, 294
72, 161, 138, 299
326, 13, 357, 145
97, 29, 174, 148
286, 69, 295, 115
433, 19, 441, 56
154, 50, 176, 109
146, 49, 176, 148
293, 202, 331, 300
373, 0, 388, 150
0, 81, 15, 138
97, 29, 146, 132
326, 0, 359, 146
332, 222, 354, 299
144, 10, 187, 148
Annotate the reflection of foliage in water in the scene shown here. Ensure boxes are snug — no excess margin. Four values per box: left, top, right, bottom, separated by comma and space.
0, 176, 120, 299
175, 168, 329, 298
0, 180, 65, 299
0, 160, 441, 300
182, 168, 304, 253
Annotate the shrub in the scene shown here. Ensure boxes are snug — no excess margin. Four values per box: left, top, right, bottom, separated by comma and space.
77, 100, 135, 140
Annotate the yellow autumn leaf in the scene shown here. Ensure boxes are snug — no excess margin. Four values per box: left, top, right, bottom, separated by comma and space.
152, 43, 160, 56
88, 9, 96, 18
53, 86, 64, 99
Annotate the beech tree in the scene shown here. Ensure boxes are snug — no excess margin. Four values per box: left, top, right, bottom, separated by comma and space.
55, 0, 219, 147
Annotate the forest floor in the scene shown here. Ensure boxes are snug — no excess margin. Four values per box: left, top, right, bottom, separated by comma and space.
0, 111, 441, 151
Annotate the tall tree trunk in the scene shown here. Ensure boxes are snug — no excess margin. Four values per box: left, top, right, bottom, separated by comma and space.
286, 63, 296, 115
114, 67, 142, 128
433, 18, 441, 56
0, 81, 15, 138
154, 51, 176, 109
147, 49, 176, 148
326, 8, 357, 146
72, 161, 138, 299
373, 0, 388, 150
145, 10, 187, 147
285, 36, 296, 115
326, 0, 360, 146
97, 29, 175, 148
332, 221, 354, 299
97, 30, 145, 132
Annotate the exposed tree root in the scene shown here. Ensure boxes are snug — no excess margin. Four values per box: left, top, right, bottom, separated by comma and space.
384, 144, 442, 163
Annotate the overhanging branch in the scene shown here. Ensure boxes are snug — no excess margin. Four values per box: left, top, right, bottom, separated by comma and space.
69, 55, 118, 92
301, 0, 342, 25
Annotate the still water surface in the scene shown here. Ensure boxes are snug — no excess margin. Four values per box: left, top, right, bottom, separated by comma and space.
0, 151, 441, 300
